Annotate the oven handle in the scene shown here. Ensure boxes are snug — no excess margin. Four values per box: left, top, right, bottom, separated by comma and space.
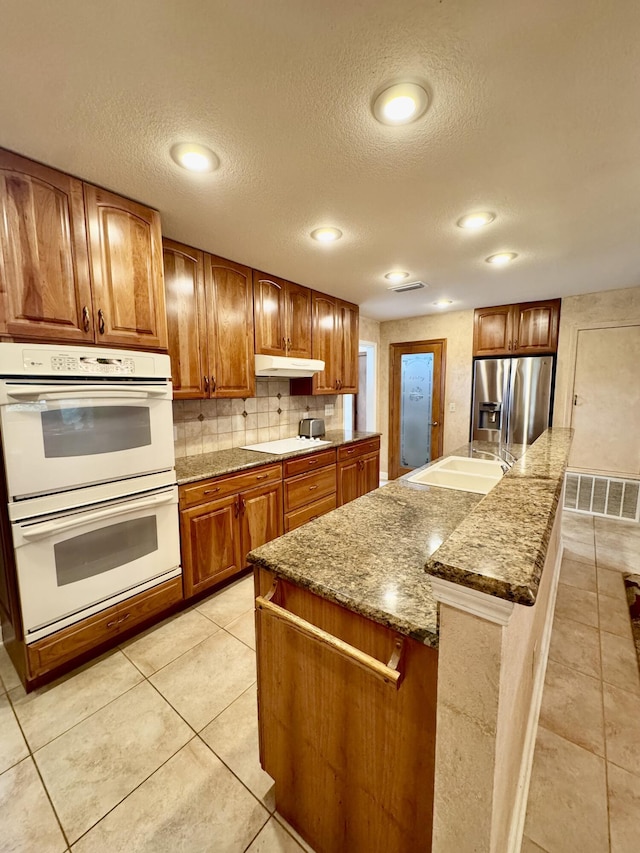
19, 491, 177, 540
5, 384, 169, 401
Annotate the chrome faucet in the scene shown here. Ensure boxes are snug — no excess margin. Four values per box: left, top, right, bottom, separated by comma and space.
471, 447, 515, 474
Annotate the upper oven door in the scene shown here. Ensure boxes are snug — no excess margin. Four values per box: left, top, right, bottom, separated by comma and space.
0, 381, 174, 500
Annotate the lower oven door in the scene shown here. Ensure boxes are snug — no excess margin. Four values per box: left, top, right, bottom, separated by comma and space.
12, 486, 181, 643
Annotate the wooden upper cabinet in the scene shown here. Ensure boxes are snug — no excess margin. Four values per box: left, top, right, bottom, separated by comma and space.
310, 292, 337, 394
285, 281, 312, 358
514, 300, 560, 353
163, 239, 208, 398
473, 299, 560, 356
0, 149, 94, 342
336, 299, 359, 393
254, 273, 312, 359
205, 254, 255, 398
473, 304, 513, 356
84, 184, 167, 350
253, 272, 286, 356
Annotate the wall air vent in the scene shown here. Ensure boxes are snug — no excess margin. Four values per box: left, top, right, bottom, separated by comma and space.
388, 281, 427, 293
564, 472, 640, 521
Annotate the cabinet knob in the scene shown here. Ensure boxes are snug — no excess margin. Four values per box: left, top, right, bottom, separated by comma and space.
82, 306, 91, 333
98, 309, 105, 335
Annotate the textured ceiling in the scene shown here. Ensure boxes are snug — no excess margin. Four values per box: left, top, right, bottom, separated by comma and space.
1, 1, 639, 320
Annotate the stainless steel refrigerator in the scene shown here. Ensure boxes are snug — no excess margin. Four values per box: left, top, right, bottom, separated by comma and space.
471, 356, 555, 445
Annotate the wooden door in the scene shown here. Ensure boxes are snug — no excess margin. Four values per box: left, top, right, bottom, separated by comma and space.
163, 239, 208, 398
239, 481, 284, 568
311, 292, 337, 394
336, 299, 359, 393
570, 325, 640, 476
337, 459, 360, 506
253, 272, 286, 356
361, 452, 380, 497
285, 281, 312, 358
0, 149, 94, 342
389, 340, 446, 480
205, 254, 255, 398
84, 184, 167, 350
180, 495, 242, 598
514, 299, 560, 353
473, 305, 513, 356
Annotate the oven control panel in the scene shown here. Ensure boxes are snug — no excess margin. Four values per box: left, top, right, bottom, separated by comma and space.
6, 345, 171, 380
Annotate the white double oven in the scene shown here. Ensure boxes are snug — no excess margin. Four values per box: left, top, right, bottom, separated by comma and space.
0, 344, 180, 643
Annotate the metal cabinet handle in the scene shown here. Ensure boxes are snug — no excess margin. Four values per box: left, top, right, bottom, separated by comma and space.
514, 340, 518, 349
204, 376, 209, 394
210, 376, 216, 392
309, 484, 319, 491
508, 340, 512, 350
282, 337, 287, 351
255, 473, 269, 481
287, 338, 291, 350
346, 448, 356, 454
82, 306, 91, 333
203, 487, 220, 496
239, 496, 246, 514
234, 496, 240, 518
98, 309, 105, 335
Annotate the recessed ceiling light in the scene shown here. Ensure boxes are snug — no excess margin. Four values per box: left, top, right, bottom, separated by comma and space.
485, 252, 518, 266
384, 271, 410, 283
457, 212, 495, 230
170, 143, 219, 172
373, 82, 429, 126
433, 299, 453, 307
310, 227, 342, 243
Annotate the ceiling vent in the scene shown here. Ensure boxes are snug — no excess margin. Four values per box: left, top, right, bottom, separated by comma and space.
387, 280, 427, 293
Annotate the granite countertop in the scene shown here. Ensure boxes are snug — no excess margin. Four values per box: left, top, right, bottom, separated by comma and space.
175, 429, 380, 485
248, 429, 573, 646
427, 428, 574, 605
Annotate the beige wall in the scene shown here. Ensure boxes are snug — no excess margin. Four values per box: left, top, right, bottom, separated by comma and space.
359, 315, 381, 349
377, 310, 475, 475
553, 284, 640, 427
374, 284, 640, 477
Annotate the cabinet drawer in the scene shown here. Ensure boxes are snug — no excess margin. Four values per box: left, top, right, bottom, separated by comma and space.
27, 577, 183, 679
337, 438, 380, 462
180, 464, 282, 509
284, 466, 336, 512
285, 494, 337, 532
283, 448, 336, 478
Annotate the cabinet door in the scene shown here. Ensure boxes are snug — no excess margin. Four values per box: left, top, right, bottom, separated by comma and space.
285, 281, 312, 358
84, 185, 168, 350
180, 495, 242, 598
253, 272, 286, 356
205, 254, 256, 398
336, 299, 359, 393
360, 452, 380, 497
337, 459, 360, 506
311, 292, 337, 394
239, 481, 284, 568
163, 239, 208, 398
0, 150, 93, 342
473, 305, 513, 356
514, 300, 560, 353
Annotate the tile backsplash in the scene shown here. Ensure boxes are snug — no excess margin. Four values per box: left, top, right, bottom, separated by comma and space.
173, 379, 344, 457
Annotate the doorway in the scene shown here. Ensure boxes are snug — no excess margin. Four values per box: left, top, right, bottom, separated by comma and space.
389, 340, 446, 480
570, 325, 640, 476
344, 341, 377, 432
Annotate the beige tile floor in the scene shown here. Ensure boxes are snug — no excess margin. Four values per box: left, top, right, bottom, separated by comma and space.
0, 512, 638, 851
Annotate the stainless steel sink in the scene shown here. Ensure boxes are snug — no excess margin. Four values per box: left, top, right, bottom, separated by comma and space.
407, 456, 504, 494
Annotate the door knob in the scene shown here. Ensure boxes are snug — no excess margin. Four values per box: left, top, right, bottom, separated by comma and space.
430, 421, 438, 427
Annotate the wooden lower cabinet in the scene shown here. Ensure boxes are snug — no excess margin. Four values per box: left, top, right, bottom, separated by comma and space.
337, 439, 380, 506
180, 467, 283, 599
255, 568, 437, 852
27, 577, 182, 681
283, 448, 337, 532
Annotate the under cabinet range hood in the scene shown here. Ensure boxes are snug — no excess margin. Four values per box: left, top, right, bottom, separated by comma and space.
254, 354, 324, 378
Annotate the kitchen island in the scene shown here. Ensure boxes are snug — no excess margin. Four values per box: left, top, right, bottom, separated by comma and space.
248, 428, 573, 853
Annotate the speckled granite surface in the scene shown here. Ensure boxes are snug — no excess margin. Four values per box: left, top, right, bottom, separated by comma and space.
175, 430, 380, 484
248, 480, 482, 647
248, 429, 573, 643
427, 428, 574, 604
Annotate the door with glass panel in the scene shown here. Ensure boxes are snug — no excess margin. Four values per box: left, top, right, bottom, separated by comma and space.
389, 340, 445, 479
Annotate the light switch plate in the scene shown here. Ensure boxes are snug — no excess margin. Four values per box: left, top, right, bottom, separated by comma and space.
449, 402, 456, 413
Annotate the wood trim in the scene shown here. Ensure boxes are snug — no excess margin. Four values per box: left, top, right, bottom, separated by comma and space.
388, 339, 446, 480
430, 576, 515, 625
